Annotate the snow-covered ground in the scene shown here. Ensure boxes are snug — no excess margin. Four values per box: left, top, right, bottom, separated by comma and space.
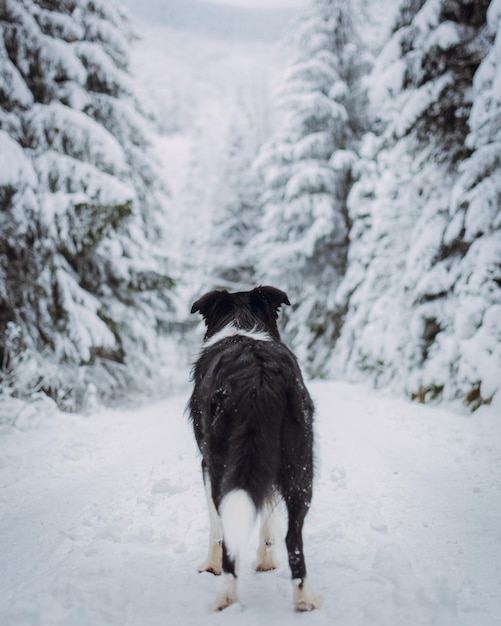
1, 380, 500, 626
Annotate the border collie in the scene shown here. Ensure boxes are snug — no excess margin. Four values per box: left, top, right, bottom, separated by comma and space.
188, 286, 322, 612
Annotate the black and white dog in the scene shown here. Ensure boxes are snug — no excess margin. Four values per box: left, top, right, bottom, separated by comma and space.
188, 286, 322, 612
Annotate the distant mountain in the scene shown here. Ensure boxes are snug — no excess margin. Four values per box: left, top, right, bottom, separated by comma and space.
119, 0, 296, 41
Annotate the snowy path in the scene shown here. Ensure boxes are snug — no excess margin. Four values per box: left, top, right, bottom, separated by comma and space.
1, 382, 500, 626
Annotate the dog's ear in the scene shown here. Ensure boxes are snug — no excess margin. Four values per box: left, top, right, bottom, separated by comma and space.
191, 290, 229, 320
251, 286, 290, 319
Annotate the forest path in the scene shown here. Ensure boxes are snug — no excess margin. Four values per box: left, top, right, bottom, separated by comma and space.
0, 382, 500, 625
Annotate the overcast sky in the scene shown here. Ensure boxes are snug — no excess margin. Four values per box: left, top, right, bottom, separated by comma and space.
198, 0, 310, 7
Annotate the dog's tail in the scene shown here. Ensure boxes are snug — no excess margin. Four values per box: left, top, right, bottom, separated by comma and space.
219, 489, 256, 559
212, 355, 285, 558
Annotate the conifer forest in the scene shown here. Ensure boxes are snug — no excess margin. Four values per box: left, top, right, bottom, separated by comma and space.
1, 0, 500, 412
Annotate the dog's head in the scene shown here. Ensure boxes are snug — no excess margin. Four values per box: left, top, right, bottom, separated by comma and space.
191, 286, 290, 341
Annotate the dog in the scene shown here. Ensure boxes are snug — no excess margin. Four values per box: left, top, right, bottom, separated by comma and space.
188, 285, 322, 612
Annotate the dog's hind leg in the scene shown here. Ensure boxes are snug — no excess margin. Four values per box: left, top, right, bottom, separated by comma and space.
285, 494, 323, 612
254, 497, 280, 572
211, 543, 239, 611
198, 469, 223, 576
212, 489, 255, 611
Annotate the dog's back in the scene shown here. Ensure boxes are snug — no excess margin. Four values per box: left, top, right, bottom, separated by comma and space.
189, 286, 321, 612
190, 332, 314, 512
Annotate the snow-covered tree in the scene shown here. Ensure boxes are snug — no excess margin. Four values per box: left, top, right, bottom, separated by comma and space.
178, 55, 278, 297
0, 0, 174, 410
250, 0, 371, 371
329, 0, 500, 408
208, 90, 273, 288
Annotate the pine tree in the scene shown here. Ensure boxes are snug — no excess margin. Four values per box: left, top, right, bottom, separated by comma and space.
179, 63, 276, 296
438, 0, 501, 408
329, 0, 500, 407
250, 0, 371, 371
0, 0, 174, 410
208, 94, 270, 288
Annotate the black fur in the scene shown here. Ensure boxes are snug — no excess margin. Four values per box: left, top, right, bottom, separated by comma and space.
189, 286, 315, 588
191, 284, 290, 341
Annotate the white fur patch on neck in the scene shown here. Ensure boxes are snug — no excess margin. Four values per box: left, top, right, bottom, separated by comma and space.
204, 323, 271, 348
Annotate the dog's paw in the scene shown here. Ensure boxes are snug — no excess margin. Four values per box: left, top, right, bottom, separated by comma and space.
253, 551, 279, 572
253, 539, 279, 572
211, 594, 238, 612
198, 542, 223, 575
292, 579, 323, 612
210, 574, 239, 612
294, 596, 323, 612
254, 561, 278, 573
198, 563, 222, 576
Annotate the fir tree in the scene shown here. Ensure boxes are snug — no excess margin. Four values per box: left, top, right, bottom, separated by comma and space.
0, 0, 174, 410
330, 0, 500, 407
250, 0, 371, 371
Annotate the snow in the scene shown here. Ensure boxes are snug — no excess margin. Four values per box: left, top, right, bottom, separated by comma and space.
0, 131, 38, 188
0, 41, 34, 110
428, 21, 461, 50
2, 10, 501, 622
413, 0, 442, 38
27, 103, 128, 176
394, 73, 455, 138
1, 381, 500, 626
52, 269, 118, 363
